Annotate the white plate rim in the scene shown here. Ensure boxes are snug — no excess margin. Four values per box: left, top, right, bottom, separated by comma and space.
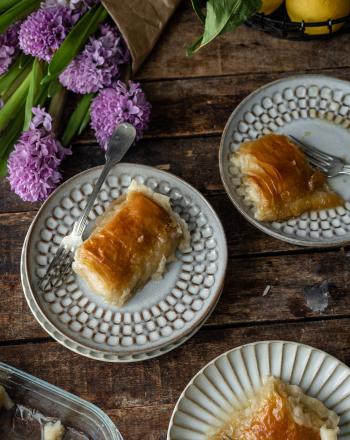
219, 73, 350, 248
167, 339, 350, 439
166, 339, 350, 440
21, 163, 228, 362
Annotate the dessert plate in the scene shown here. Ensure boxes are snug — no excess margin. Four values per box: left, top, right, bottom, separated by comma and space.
220, 74, 350, 246
168, 341, 350, 439
21, 164, 227, 362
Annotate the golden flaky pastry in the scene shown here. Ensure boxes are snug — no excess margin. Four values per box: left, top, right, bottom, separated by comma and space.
211, 377, 339, 440
232, 134, 343, 222
73, 181, 190, 307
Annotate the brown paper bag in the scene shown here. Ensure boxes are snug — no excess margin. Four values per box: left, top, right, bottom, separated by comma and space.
102, 0, 182, 73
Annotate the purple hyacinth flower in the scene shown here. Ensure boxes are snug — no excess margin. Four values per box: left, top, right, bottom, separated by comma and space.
90, 81, 151, 149
18, 5, 76, 62
0, 23, 20, 75
8, 107, 71, 202
59, 23, 130, 94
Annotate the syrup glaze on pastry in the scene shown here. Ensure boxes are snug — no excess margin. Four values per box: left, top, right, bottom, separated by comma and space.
211, 377, 339, 440
73, 181, 190, 307
232, 134, 343, 222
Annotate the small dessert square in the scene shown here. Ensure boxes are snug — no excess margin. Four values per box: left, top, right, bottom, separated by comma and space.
73, 181, 190, 306
232, 134, 343, 222
211, 377, 339, 440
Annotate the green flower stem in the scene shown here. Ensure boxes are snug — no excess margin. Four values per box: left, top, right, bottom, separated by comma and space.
0, 0, 41, 34
62, 93, 95, 147
24, 58, 44, 130
42, 4, 108, 85
0, 69, 31, 132
48, 84, 67, 135
2, 60, 33, 102
0, 112, 24, 177
0, 56, 31, 97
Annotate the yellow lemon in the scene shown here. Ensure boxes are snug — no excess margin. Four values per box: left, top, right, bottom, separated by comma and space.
286, 0, 350, 35
259, 0, 284, 15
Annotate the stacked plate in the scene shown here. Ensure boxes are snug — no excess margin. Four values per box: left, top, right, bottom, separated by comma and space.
21, 164, 227, 362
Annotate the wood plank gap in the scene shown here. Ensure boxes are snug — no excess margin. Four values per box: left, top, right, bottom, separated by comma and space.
228, 245, 349, 260
73, 132, 222, 146
0, 336, 52, 347
137, 64, 350, 84
204, 314, 350, 331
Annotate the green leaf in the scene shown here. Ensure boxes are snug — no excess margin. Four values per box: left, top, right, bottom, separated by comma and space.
41, 5, 108, 84
47, 79, 61, 98
62, 93, 94, 146
0, 0, 20, 14
23, 58, 43, 130
0, 69, 30, 131
0, 111, 24, 177
0, 57, 22, 95
1, 59, 32, 102
0, 55, 31, 96
0, 0, 41, 34
78, 103, 92, 135
188, 0, 261, 54
191, 0, 206, 23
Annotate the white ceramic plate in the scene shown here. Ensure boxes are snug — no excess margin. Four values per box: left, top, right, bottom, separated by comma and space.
168, 341, 350, 439
220, 75, 350, 247
21, 164, 227, 362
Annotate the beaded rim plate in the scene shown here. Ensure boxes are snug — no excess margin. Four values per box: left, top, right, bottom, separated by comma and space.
21, 164, 227, 362
219, 74, 350, 247
167, 341, 350, 439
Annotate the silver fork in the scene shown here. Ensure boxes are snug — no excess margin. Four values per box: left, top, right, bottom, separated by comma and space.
290, 135, 350, 178
39, 122, 136, 292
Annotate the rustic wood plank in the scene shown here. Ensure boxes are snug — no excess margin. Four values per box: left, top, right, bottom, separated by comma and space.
0, 319, 349, 440
1, 209, 349, 342
137, 3, 350, 81
64, 67, 350, 144
0, 136, 225, 213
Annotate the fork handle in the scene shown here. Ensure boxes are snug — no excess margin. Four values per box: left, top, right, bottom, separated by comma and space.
72, 123, 136, 237
73, 162, 113, 236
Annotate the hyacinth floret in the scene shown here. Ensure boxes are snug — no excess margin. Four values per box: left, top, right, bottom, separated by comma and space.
8, 107, 71, 202
0, 23, 20, 75
18, 5, 76, 62
90, 80, 151, 149
59, 23, 130, 94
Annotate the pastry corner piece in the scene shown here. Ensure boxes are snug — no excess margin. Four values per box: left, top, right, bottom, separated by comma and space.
231, 133, 343, 222
73, 181, 190, 307
211, 377, 339, 440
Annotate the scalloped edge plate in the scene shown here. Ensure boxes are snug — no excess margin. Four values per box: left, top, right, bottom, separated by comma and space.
21, 164, 227, 362
219, 74, 350, 247
168, 340, 350, 439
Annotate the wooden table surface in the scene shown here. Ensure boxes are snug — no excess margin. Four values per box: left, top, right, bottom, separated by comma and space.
1, 3, 350, 439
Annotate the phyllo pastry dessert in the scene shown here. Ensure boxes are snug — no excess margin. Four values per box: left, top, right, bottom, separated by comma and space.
73, 181, 190, 306
211, 377, 339, 440
231, 134, 343, 222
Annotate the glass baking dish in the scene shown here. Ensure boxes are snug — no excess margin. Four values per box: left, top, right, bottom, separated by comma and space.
0, 362, 123, 439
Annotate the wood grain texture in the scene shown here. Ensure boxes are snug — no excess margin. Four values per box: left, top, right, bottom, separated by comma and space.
1, 206, 348, 341
1, 5, 350, 440
0, 319, 349, 440
137, 3, 350, 81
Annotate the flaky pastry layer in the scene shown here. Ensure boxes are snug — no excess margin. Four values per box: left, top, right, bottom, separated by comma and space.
73, 181, 190, 306
231, 134, 343, 222
211, 377, 339, 440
